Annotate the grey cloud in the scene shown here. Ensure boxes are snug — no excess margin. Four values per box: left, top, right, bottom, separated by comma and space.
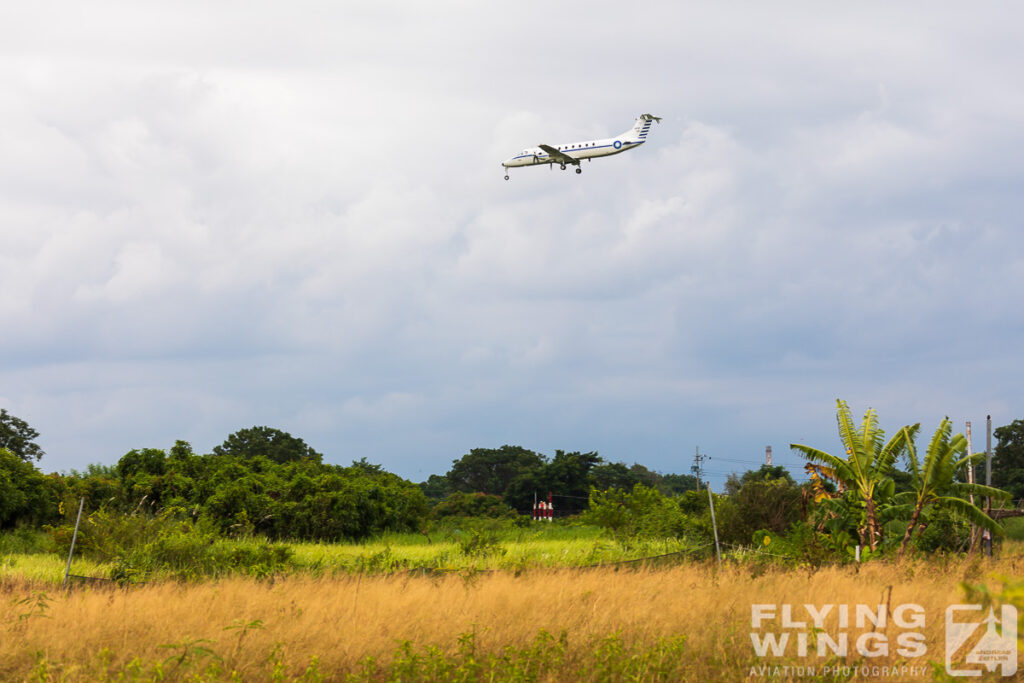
2, 2, 1023, 483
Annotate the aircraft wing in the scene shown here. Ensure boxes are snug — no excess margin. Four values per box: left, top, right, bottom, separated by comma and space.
538, 144, 579, 165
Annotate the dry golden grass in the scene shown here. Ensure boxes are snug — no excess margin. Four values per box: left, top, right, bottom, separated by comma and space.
3, 551, 1023, 681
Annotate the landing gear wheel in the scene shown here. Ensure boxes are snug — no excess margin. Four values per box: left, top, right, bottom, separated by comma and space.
504, 174, 509, 181
575, 168, 582, 174
560, 164, 566, 170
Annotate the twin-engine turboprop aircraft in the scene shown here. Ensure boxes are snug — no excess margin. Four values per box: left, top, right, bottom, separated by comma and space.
501, 114, 661, 180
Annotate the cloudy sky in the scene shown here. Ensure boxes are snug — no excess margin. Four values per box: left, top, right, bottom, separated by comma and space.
2, 2, 1022, 487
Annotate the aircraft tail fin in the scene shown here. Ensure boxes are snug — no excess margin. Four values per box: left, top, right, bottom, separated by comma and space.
626, 113, 661, 141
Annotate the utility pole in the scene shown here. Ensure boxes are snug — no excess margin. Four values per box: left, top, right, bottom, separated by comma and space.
707, 480, 722, 567
986, 415, 993, 488
966, 421, 978, 553
62, 497, 85, 590
690, 446, 721, 565
691, 446, 707, 489
986, 415, 993, 557
966, 421, 975, 489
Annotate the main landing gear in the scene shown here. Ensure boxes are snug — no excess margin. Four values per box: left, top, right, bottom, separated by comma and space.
504, 161, 582, 181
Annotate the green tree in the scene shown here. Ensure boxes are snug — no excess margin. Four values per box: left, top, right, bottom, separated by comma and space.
629, 463, 663, 489
0, 448, 57, 528
993, 419, 1024, 501
790, 399, 914, 551
213, 426, 322, 465
535, 450, 602, 513
446, 445, 544, 498
589, 462, 639, 491
721, 478, 803, 545
0, 409, 44, 462
432, 492, 515, 519
895, 418, 1008, 560
114, 447, 171, 512
419, 473, 452, 501
724, 465, 795, 496
586, 483, 690, 538
660, 473, 699, 496
117, 448, 167, 479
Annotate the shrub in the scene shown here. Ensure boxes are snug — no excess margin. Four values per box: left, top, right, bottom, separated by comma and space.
0, 527, 51, 554
47, 509, 294, 580
432, 492, 515, 519
457, 529, 506, 558
584, 484, 709, 543
720, 479, 803, 546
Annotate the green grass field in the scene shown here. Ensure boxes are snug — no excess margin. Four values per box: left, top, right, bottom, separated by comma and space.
3, 519, 1021, 585
0, 521, 706, 584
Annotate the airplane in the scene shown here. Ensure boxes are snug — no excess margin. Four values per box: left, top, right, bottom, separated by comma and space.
501, 114, 661, 180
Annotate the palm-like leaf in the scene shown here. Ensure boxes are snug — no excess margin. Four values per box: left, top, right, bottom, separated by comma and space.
881, 424, 918, 478
896, 417, 1012, 559
950, 482, 1012, 503
792, 400, 918, 551
938, 496, 1004, 535
791, 444, 853, 482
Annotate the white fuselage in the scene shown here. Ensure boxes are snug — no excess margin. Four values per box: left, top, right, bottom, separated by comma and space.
502, 135, 643, 168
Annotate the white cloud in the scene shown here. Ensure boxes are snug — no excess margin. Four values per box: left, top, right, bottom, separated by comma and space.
2, 2, 1023, 481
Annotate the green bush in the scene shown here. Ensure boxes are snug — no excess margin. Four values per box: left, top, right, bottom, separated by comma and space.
584, 484, 709, 543
750, 522, 836, 567
913, 508, 972, 554
719, 479, 802, 546
456, 528, 506, 558
47, 509, 294, 580
0, 527, 52, 554
58, 449, 432, 543
432, 492, 516, 519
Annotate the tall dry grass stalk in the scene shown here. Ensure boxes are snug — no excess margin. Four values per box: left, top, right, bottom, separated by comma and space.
3, 553, 1022, 681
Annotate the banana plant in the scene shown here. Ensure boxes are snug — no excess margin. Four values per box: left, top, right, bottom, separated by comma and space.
791, 399, 916, 551
894, 417, 1009, 560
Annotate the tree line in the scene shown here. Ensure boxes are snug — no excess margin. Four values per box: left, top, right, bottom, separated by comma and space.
2, 403, 1024, 555
420, 445, 699, 514
0, 415, 698, 541
0, 420, 428, 541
